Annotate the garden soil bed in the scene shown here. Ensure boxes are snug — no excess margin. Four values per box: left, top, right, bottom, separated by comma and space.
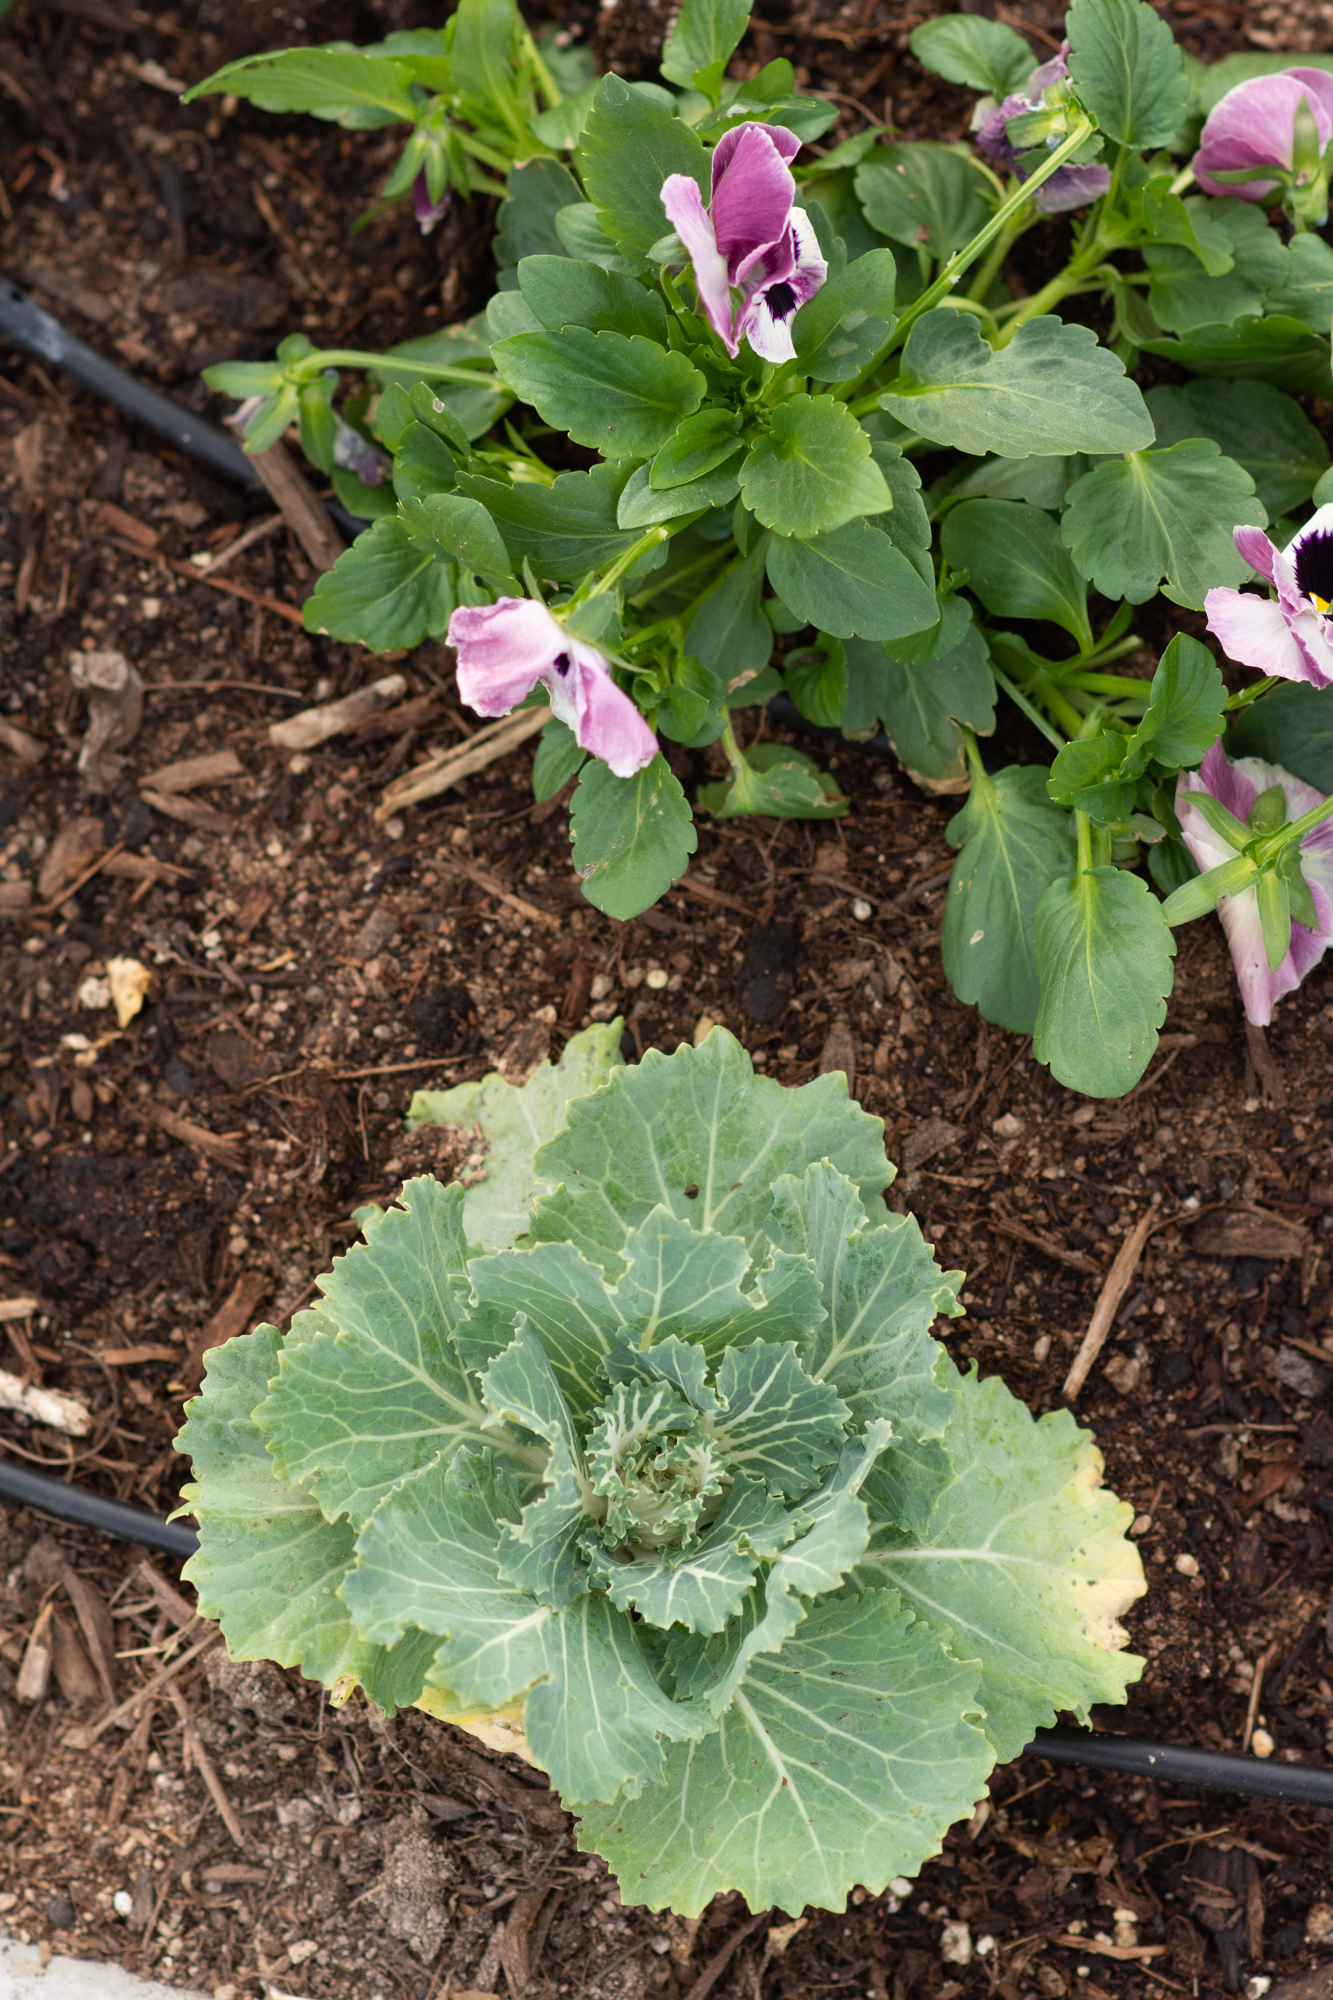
3, 0, 1333, 1995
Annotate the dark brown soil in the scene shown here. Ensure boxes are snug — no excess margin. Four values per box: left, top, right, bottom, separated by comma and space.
3, 0, 1333, 1996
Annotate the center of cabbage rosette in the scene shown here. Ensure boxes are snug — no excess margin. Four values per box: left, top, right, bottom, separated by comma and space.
585, 1381, 725, 1556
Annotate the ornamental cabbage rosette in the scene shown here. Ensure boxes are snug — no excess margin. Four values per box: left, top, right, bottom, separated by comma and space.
175, 1026, 1145, 1917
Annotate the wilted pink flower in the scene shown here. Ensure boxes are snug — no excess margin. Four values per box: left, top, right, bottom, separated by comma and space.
413, 168, 450, 235
1176, 743, 1333, 1024
1192, 67, 1333, 204
660, 123, 827, 363
448, 597, 658, 779
974, 43, 1111, 214
332, 414, 391, 488
1205, 505, 1333, 689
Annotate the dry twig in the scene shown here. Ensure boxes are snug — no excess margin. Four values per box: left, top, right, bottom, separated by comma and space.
65, 1623, 220, 1749
1062, 1195, 1161, 1402
375, 705, 551, 820
166, 1683, 248, 1850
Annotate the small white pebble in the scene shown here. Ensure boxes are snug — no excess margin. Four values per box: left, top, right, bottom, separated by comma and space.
1033, 1334, 1052, 1363
645, 967, 669, 990
1246, 1977, 1273, 2000
140, 596, 162, 620
113, 1890, 134, 1918
648, 1936, 673, 1955
1251, 1727, 1275, 1759
889, 1878, 913, 1897
939, 1920, 972, 1966
852, 896, 872, 922
590, 972, 614, 1001
288, 753, 311, 775
383, 816, 405, 840
976, 1935, 995, 1957
1174, 1553, 1199, 1577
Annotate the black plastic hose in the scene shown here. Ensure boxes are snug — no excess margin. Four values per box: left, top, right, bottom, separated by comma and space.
1028, 1725, 1333, 1807
0, 277, 365, 537
0, 1454, 198, 1558
0, 276, 263, 489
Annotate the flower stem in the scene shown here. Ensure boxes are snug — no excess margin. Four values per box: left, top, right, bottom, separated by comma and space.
990, 662, 1067, 752
1075, 808, 1094, 876
1225, 675, 1279, 712
1255, 788, 1333, 863
301, 348, 499, 386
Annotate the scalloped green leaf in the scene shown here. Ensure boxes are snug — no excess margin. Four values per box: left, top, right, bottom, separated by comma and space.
255, 1177, 500, 1530
710, 1339, 849, 1496
530, 1029, 892, 1270
407, 1020, 626, 1251
177, 1327, 434, 1715
860, 1366, 1146, 1760
579, 1588, 992, 1916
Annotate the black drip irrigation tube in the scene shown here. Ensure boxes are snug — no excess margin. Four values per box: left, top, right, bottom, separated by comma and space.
6, 291, 1333, 1810
0, 277, 366, 539
5, 1456, 1333, 1810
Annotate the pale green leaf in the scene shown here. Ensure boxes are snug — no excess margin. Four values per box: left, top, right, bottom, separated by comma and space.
530, 1028, 891, 1269
407, 1020, 626, 1250
941, 764, 1077, 1035
1060, 443, 1266, 610
1065, 0, 1188, 150
767, 1163, 959, 1440
303, 518, 456, 653
580, 1588, 991, 1916
909, 14, 1036, 94
1032, 865, 1176, 1096
855, 143, 993, 261
1145, 378, 1328, 520
570, 754, 698, 920
740, 394, 891, 539
941, 500, 1093, 648
177, 1327, 433, 1715
710, 1341, 849, 1496
862, 1366, 1146, 1760
492, 329, 706, 459
255, 1176, 498, 1529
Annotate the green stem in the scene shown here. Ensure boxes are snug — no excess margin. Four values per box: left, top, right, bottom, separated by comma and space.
1226, 675, 1279, 712
1036, 675, 1087, 740
1075, 808, 1094, 876
452, 127, 519, 173
1060, 669, 1153, 700
586, 526, 669, 599
1255, 788, 1333, 862
990, 662, 1067, 752
964, 212, 1024, 304
301, 349, 498, 386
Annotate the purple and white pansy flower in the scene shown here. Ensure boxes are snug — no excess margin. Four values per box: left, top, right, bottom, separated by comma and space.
448, 597, 659, 780
974, 43, 1111, 214
413, 168, 450, 236
1205, 506, 1333, 690
1176, 743, 1333, 1025
660, 122, 827, 363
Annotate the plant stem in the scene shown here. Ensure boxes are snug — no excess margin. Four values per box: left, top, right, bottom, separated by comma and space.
1075, 808, 1093, 876
303, 349, 499, 386
1226, 675, 1279, 712
990, 662, 1067, 753
1255, 787, 1333, 861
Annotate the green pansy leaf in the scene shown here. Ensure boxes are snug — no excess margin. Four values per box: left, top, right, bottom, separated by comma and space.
862, 1364, 1146, 1760
407, 1021, 626, 1252
1145, 378, 1328, 519
1066, 0, 1188, 150
740, 395, 892, 539
908, 14, 1036, 95
390, 422, 460, 503
532, 82, 600, 151
791, 249, 898, 381
685, 541, 774, 693
177, 1327, 435, 1715
617, 456, 743, 528
554, 201, 638, 271
302, 518, 456, 651
532, 717, 587, 799
651, 408, 745, 490
570, 752, 697, 919
941, 499, 1093, 648
531, 1028, 890, 1272
493, 328, 706, 459
766, 522, 939, 642
660, 0, 750, 91
517, 254, 670, 342
494, 158, 584, 271
579, 73, 709, 262
1226, 681, 1333, 790
945, 454, 1080, 509
941, 763, 1077, 1035
870, 440, 934, 586
844, 601, 995, 785
183, 45, 419, 120
456, 465, 641, 583
1060, 442, 1266, 609
767, 1162, 959, 1440
881, 312, 1154, 459
1143, 243, 1264, 335
399, 490, 519, 587
697, 742, 850, 819
1265, 230, 1333, 333
1123, 632, 1227, 776
450, 0, 523, 118
1138, 316, 1333, 399
486, 291, 544, 340
854, 143, 994, 261
1031, 865, 1176, 1096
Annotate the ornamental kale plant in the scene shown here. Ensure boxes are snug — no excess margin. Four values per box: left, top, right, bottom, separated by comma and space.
175, 1028, 1145, 1916
199, 0, 1333, 1099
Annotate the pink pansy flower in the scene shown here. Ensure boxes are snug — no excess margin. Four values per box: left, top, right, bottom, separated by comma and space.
1176, 743, 1333, 1025
660, 123, 827, 363
448, 597, 658, 780
413, 168, 450, 235
1192, 67, 1333, 205
1205, 506, 1333, 690
974, 43, 1111, 214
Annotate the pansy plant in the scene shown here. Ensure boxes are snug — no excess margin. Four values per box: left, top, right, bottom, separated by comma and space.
201, 0, 1333, 1096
